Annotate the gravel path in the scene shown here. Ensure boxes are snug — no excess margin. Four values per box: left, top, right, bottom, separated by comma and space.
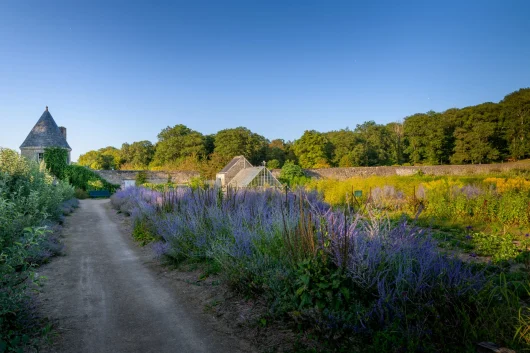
38, 199, 253, 353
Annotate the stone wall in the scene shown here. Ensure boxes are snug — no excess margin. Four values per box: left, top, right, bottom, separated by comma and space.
21, 147, 71, 164
96, 161, 530, 187
271, 161, 530, 181
95, 170, 200, 186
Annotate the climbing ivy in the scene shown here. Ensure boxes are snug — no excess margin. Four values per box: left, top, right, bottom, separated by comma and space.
64, 165, 119, 192
43, 147, 68, 179
43, 147, 119, 193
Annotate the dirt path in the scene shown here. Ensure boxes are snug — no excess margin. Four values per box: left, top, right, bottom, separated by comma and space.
38, 199, 254, 353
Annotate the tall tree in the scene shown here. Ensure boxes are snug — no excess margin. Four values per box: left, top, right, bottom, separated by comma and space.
354, 121, 392, 166
451, 104, 501, 164
386, 121, 407, 165
151, 125, 206, 166
501, 88, 530, 160
266, 139, 288, 168
121, 141, 155, 169
325, 128, 360, 167
293, 130, 332, 168
78, 146, 122, 170
214, 127, 269, 165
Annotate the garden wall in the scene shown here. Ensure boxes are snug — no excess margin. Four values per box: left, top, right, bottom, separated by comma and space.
95, 170, 200, 187
271, 160, 530, 181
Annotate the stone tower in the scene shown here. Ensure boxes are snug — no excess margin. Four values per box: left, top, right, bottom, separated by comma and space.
20, 107, 72, 163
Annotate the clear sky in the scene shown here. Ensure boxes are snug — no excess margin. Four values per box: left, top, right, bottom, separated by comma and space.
1, 0, 529, 161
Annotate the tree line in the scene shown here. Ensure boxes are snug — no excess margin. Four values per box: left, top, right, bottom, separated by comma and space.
78, 88, 530, 177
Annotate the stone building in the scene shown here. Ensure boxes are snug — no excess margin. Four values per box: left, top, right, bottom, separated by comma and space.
20, 107, 71, 163
216, 155, 282, 189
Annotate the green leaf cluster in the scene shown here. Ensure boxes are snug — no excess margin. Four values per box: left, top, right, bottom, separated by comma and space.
64, 165, 119, 192
43, 147, 68, 179
0, 149, 75, 351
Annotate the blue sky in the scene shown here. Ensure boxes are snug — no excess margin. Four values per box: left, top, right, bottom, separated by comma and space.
1, 0, 529, 161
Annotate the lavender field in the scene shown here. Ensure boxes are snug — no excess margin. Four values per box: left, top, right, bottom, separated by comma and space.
112, 186, 529, 352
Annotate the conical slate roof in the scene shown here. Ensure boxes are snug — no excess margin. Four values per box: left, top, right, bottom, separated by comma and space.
20, 108, 71, 150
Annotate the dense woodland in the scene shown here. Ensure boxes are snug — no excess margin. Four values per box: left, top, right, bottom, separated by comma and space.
79, 88, 530, 177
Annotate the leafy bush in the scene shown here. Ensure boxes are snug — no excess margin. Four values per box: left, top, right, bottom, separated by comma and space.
471, 232, 518, 262
188, 176, 207, 190
74, 188, 89, 199
132, 219, 158, 246
43, 147, 68, 179
135, 171, 148, 186
267, 159, 281, 169
279, 161, 307, 186
0, 148, 75, 351
64, 165, 119, 192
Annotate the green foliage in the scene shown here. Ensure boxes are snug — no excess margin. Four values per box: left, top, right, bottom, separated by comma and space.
43, 147, 68, 179
353, 121, 393, 166
0, 227, 49, 352
266, 139, 290, 167
451, 103, 502, 164
188, 176, 207, 190
404, 111, 453, 165
214, 127, 269, 165
132, 219, 158, 246
293, 130, 332, 168
0, 149, 74, 247
74, 188, 89, 199
64, 165, 119, 192
0, 149, 75, 352
151, 124, 207, 166
279, 161, 306, 185
76, 88, 530, 174
135, 171, 148, 186
266, 159, 281, 169
471, 232, 518, 262
515, 282, 530, 345
78, 146, 122, 170
287, 256, 349, 311
120, 141, 155, 169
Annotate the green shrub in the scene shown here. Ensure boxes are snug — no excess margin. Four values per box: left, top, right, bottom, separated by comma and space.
0, 148, 74, 351
279, 161, 309, 187
43, 147, 68, 179
132, 219, 158, 246
471, 232, 519, 262
188, 176, 207, 190
74, 188, 89, 199
64, 165, 119, 192
135, 171, 148, 186
267, 159, 281, 169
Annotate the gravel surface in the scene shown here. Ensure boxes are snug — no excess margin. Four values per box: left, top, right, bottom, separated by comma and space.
37, 199, 254, 353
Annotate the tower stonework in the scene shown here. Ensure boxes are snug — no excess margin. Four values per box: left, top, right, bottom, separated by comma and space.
20, 107, 72, 164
